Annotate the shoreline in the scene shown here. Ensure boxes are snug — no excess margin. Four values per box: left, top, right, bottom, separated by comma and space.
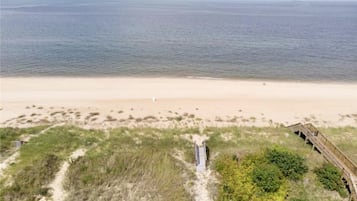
1, 75, 357, 85
1, 77, 357, 128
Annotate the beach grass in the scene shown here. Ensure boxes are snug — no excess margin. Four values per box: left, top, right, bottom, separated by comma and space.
64, 127, 196, 200
318, 127, 357, 164
0, 125, 355, 201
0, 126, 104, 201
0, 125, 49, 160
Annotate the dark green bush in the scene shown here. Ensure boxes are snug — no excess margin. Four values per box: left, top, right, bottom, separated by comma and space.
314, 163, 347, 197
252, 163, 283, 192
215, 153, 288, 201
266, 147, 308, 180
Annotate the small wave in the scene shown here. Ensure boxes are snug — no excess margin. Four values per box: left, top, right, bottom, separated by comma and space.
185, 76, 224, 80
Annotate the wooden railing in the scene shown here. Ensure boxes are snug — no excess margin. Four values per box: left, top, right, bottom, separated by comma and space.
287, 123, 357, 201
305, 123, 357, 176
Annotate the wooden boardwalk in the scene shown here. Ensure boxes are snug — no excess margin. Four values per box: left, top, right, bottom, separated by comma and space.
288, 123, 357, 201
195, 142, 207, 172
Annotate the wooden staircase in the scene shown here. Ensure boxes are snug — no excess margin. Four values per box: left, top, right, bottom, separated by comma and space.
287, 123, 357, 201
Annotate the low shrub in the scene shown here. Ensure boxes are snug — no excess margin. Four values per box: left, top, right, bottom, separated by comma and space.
215, 153, 288, 201
252, 163, 283, 193
265, 147, 308, 180
314, 163, 347, 197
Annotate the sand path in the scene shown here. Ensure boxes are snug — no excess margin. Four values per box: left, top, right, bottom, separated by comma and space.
49, 148, 86, 201
194, 169, 214, 201
173, 151, 213, 201
0, 152, 19, 177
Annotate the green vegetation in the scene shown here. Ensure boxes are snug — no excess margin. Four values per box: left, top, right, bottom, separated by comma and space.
0, 125, 49, 158
252, 163, 283, 193
65, 150, 189, 200
266, 147, 308, 180
2, 154, 60, 201
204, 126, 349, 201
1, 125, 355, 201
63, 127, 193, 201
0, 126, 104, 201
319, 127, 357, 164
214, 147, 308, 201
215, 153, 288, 201
314, 163, 348, 197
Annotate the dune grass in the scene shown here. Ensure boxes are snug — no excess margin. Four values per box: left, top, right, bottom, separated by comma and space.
2, 154, 61, 201
318, 127, 357, 164
65, 149, 190, 201
64, 127, 194, 201
0, 125, 49, 160
0, 126, 104, 201
0, 125, 355, 201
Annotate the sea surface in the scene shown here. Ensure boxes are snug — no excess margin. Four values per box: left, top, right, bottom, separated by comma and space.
1, 0, 357, 81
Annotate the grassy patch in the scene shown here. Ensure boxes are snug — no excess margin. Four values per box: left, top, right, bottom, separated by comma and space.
0, 125, 49, 159
9, 127, 102, 173
64, 128, 192, 201
1, 154, 61, 201
0, 125, 354, 201
0, 126, 104, 201
319, 127, 357, 164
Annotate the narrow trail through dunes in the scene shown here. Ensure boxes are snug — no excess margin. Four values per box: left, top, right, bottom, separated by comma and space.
175, 134, 215, 201
49, 148, 87, 201
174, 150, 214, 201
194, 169, 214, 201
192, 134, 213, 201
0, 152, 19, 177
0, 124, 63, 178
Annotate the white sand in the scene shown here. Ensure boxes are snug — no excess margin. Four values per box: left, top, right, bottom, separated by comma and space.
1, 77, 357, 127
194, 169, 214, 201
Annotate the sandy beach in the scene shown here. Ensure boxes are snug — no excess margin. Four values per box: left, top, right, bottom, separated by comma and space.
1, 77, 357, 128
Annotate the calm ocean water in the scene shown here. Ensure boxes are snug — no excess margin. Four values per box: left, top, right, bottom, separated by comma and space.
1, 0, 357, 81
